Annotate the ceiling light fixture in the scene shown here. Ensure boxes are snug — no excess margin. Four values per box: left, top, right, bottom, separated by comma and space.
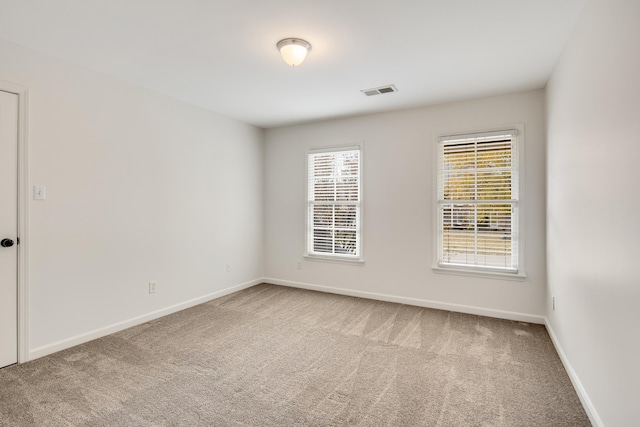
277, 38, 311, 67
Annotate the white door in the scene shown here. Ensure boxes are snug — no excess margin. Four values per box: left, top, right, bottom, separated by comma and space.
0, 90, 18, 368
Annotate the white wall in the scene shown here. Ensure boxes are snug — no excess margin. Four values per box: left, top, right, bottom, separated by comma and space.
546, 0, 640, 425
0, 38, 264, 358
264, 90, 547, 321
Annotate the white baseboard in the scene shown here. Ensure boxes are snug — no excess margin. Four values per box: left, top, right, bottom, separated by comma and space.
28, 278, 262, 361
27, 276, 601, 426
545, 319, 604, 427
263, 277, 545, 324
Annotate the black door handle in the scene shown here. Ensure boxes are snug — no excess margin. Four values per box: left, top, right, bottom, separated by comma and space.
1, 238, 14, 248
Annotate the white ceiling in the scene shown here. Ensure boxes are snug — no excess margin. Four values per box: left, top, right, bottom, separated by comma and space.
0, 0, 586, 128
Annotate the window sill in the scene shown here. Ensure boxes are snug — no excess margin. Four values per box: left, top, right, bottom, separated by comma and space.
432, 265, 526, 282
304, 255, 365, 265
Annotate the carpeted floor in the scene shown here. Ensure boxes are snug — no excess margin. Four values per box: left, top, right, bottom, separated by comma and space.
0, 284, 590, 426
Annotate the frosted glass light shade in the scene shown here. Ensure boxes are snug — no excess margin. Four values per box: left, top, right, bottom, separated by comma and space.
277, 38, 311, 67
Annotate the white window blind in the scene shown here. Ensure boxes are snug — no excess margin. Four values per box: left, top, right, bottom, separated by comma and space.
437, 131, 519, 272
307, 148, 361, 259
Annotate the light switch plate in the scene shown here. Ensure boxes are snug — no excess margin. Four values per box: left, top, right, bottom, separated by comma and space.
34, 185, 46, 200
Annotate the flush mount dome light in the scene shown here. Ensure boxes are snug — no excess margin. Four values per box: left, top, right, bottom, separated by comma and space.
277, 38, 311, 67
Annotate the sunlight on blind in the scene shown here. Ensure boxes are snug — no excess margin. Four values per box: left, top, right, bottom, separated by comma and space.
437, 132, 518, 272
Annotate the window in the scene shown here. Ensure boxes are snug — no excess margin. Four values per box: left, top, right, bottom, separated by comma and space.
306, 147, 361, 260
436, 130, 520, 274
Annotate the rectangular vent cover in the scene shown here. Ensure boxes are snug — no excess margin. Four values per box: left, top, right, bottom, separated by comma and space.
361, 84, 398, 96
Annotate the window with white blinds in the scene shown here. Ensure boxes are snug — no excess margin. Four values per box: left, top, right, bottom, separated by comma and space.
437, 130, 519, 273
307, 147, 361, 259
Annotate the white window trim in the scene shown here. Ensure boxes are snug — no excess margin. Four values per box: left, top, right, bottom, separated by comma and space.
432, 264, 526, 281
432, 125, 526, 281
303, 254, 365, 265
305, 144, 364, 264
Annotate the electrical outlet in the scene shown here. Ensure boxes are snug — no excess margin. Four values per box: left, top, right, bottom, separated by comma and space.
297, 261, 302, 269
149, 281, 157, 294
226, 263, 232, 272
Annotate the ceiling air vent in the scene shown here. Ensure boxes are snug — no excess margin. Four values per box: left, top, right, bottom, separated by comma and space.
361, 84, 398, 97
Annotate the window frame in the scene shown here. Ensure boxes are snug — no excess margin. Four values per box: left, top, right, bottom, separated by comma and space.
432, 127, 526, 281
305, 145, 363, 263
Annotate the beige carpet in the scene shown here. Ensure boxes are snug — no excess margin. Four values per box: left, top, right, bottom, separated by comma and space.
0, 284, 589, 426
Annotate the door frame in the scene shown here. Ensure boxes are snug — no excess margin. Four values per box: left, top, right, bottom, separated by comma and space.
1, 80, 29, 363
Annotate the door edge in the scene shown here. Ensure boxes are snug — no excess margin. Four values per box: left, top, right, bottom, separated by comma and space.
1, 80, 29, 363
